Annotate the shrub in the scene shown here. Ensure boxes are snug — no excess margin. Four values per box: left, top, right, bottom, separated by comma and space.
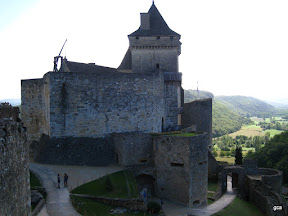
147, 201, 161, 214
212, 149, 218, 157
220, 151, 225, 157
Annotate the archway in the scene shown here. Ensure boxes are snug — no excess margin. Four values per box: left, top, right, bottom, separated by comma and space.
136, 174, 155, 197
232, 172, 239, 189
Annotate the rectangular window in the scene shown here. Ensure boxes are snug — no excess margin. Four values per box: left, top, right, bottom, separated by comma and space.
170, 162, 184, 167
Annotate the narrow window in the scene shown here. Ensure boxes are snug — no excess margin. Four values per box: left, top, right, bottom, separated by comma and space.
171, 162, 184, 167
136, 36, 139, 40
156, 63, 160, 69
157, 36, 160, 40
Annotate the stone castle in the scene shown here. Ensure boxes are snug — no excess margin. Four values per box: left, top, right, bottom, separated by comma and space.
21, 3, 212, 207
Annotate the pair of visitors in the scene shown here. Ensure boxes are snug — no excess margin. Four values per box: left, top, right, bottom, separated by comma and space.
57, 173, 69, 188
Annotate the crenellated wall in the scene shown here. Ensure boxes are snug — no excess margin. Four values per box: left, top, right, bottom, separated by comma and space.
0, 104, 31, 216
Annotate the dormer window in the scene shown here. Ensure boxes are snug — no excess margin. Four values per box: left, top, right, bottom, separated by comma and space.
157, 36, 160, 40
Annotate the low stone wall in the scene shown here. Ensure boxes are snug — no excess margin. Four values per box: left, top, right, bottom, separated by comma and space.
34, 134, 116, 166
259, 168, 283, 194
71, 194, 146, 211
32, 199, 45, 216
247, 177, 287, 216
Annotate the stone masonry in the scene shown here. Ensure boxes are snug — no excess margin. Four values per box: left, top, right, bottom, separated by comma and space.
20, 2, 212, 208
0, 103, 31, 216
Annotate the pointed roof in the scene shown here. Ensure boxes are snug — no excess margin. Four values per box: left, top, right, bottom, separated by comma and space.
129, 3, 180, 37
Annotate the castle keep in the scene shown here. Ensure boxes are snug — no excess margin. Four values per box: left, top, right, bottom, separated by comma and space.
21, 3, 212, 207
22, 3, 183, 141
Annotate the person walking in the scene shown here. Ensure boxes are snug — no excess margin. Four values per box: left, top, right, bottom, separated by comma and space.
57, 174, 61, 189
64, 173, 68, 187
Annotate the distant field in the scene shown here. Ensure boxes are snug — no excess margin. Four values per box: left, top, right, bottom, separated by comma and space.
229, 125, 263, 138
263, 129, 283, 137
250, 117, 264, 123
216, 156, 235, 165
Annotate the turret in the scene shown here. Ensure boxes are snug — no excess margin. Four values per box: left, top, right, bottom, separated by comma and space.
118, 2, 182, 74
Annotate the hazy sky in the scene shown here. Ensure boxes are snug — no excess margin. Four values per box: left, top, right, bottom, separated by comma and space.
0, 0, 287, 101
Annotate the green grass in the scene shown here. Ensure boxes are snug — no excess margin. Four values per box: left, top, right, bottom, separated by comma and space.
71, 171, 138, 198
71, 196, 151, 216
171, 132, 198, 137
207, 179, 218, 204
30, 171, 41, 188
263, 129, 284, 137
215, 154, 235, 165
150, 131, 198, 137
208, 179, 218, 192
212, 197, 264, 216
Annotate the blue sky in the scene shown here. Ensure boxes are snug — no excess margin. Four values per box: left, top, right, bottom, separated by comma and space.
0, 0, 288, 102
0, 0, 38, 32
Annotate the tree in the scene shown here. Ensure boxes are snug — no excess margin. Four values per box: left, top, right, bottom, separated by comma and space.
220, 151, 225, 157
212, 149, 218, 157
225, 151, 231, 157
235, 147, 243, 165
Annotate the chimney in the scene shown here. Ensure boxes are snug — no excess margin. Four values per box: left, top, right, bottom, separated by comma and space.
140, 13, 150, 30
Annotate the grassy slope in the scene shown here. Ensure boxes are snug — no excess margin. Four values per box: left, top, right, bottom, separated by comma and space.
212, 100, 244, 137
71, 171, 138, 198
71, 196, 147, 216
212, 197, 264, 216
215, 95, 275, 117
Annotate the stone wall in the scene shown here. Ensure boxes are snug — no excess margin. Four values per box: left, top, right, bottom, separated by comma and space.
164, 81, 182, 131
259, 168, 283, 194
21, 78, 49, 146
247, 177, 287, 216
0, 104, 31, 216
208, 150, 220, 179
71, 194, 146, 211
153, 133, 208, 207
46, 71, 164, 138
129, 36, 181, 74
112, 132, 153, 167
34, 134, 115, 166
181, 98, 212, 151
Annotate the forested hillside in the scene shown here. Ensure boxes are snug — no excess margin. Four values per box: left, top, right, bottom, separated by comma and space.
184, 89, 251, 137
215, 95, 275, 117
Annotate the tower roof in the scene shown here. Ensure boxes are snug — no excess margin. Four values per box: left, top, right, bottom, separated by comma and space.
129, 3, 180, 37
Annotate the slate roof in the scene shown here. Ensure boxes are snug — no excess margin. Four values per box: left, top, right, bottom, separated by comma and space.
117, 48, 132, 71
129, 3, 180, 37
60, 59, 118, 74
